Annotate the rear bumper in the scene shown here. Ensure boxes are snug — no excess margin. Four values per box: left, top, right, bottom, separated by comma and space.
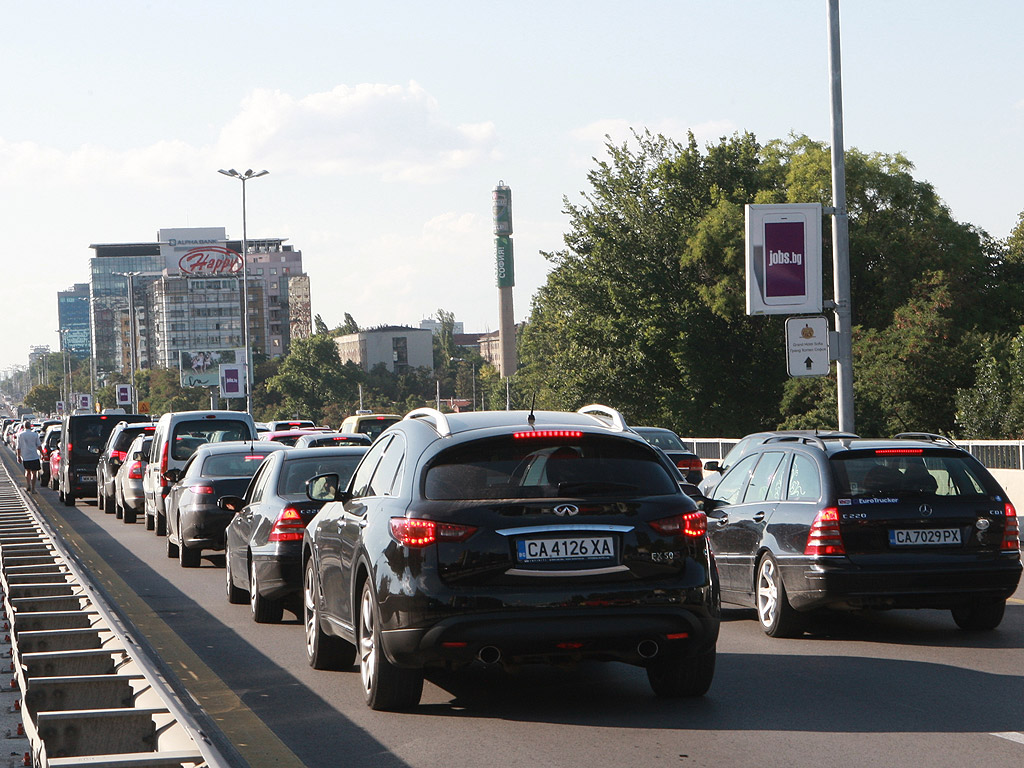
253, 550, 303, 601
382, 605, 720, 669
181, 509, 233, 550
783, 555, 1023, 610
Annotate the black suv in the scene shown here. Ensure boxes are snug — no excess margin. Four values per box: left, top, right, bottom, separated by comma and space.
301, 406, 721, 710
59, 413, 150, 506
97, 421, 155, 514
697, 432, 1022, 636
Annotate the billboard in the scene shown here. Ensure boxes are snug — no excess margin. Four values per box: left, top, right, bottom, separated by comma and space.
219, 364, 246, 398
180, 348, 245, 388
745, 204, 823, 315
115, 384, 132, 406
158, 227, 240, 277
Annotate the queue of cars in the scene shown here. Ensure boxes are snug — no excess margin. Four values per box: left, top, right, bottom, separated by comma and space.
19, 407, 1022, 712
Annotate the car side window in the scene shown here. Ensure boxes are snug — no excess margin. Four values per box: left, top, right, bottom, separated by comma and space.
712, 453, 760, 505
788, 454, 822, 501
765, 454, 790, 501
248, 461, 273, 504
743, 452, 786, 503
350, 435, 392, 499
368, 433, 406, 497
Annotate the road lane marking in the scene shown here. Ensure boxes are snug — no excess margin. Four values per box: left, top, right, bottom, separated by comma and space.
992, 732, 1024, 746
1009, 598, 1024, 605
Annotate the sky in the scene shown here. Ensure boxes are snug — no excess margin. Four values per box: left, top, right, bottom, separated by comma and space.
2, 1, 1022, 374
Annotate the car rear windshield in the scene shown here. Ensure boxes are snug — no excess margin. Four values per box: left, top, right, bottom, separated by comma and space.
201, 452, 272, 478
424, 434, 679, 500
278, 455, 364, 497
69, 415, 149, 459
170, 419, 253, 461
113, 425, 155, 452
830, 449, 998, 500
635, 429, 686, 451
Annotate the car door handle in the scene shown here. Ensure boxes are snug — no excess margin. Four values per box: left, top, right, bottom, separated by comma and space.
753, 511, 765, 522
358, 518, 368, 528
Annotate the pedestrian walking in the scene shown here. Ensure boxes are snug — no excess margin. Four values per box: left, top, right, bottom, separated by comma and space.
16, 420, 42, 493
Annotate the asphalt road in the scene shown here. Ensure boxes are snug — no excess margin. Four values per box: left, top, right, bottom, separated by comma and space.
11, 452, 1024, 768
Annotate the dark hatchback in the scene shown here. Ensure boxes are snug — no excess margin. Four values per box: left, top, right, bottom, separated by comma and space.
97, 421, 155, 514
698, 433, 1022, 636
164, 442, 285, 567
221, 446, 369, 623
301, 406, 721, 710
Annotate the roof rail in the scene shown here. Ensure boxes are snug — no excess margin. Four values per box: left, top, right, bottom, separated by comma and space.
404, 408, 452, 437
893, 432, 959, 448
763, 434, 829, 450
577, 404, 628, 432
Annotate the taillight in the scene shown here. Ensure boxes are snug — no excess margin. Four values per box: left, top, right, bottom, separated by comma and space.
159, 441, 169, 488
650, 511, 707, 538
389, 517, 477, 547
113, 450, 127, 462
805, 507, 846, 555
128, 461, 144, 480
676, 457, 703, 472
188, 484, 215, 496
269, 506, 307, 542
1002, 502, 1020, 552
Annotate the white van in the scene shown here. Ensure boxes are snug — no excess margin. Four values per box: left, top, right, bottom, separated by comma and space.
143, 410, 257, 535
338, 412, 401, 442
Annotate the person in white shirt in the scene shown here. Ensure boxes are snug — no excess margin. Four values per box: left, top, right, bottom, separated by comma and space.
16, 421, 43, 493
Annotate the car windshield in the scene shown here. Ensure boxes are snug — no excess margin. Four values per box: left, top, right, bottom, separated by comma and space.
830, 450, 996, 499
424, 434, 678, 500
170, 419, 252, 461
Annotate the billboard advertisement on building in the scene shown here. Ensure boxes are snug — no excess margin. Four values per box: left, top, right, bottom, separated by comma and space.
159, 227, 240, 277
180, 348, 245, 388
744, 203, 823, 316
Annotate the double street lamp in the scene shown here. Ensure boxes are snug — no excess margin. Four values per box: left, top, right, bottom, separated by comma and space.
217, 168, 269, 414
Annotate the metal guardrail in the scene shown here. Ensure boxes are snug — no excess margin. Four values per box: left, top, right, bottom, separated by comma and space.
0, 463, 231, 768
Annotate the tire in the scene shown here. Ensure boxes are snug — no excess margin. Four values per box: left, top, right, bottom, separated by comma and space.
97, 476, 105, 510
646, 647, 716, 698
250, 558, 283, 622
303, 559, 355, 670
63, 489, 75, 507
952, 599, 1006, 631
166, 530, 179, 558
179, 540, 201, 568
358, 579, 423, 710
49, 474, 57, 491
225, 546, 247, 604
123, 504, 137, 525
155, 512, 167, 536
103, 489, 116, 515
114, 495, 124, 520
145, 511, 155, 531
756, 553, 803, 638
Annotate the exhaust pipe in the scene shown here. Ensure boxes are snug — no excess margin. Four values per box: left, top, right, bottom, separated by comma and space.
477, 646, 502, 665
637, 640, 659, 659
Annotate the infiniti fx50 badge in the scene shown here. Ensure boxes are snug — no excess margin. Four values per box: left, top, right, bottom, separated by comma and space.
554, 504, 579, 517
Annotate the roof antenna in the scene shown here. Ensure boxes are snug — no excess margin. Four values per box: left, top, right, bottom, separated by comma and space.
528, 392, 537, 427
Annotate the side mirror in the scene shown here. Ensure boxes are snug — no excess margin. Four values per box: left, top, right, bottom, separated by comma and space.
703, 460, 721, 473
163, 468, 182, 484
306, 472, 344, 502
218, 495, 245, 512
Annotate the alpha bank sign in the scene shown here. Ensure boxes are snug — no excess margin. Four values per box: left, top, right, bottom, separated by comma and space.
159, 227, 242, 277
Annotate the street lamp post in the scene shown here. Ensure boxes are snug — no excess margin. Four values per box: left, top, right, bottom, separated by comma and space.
218, 168, 269, 415
112, 271, 141, 413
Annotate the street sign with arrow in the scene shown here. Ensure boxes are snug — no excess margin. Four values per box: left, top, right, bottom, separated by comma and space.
786, 316, 830, 377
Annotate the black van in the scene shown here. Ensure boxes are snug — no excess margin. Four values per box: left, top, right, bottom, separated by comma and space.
59, 413, 150, 506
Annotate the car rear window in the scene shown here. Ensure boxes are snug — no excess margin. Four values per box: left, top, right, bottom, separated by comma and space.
201, 452, 273, 477
69, 415, 149, 459
353, 417, 400, 440
170, 419, 253, 461
830, 449, 997, 499
113, 425, 155, 452
636, 429, 686, 451
425, 434, 678, 500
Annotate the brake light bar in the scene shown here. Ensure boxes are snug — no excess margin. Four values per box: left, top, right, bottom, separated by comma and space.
513, 430, 583, 440
875, 449, 923, 455
805, 507, 846, 555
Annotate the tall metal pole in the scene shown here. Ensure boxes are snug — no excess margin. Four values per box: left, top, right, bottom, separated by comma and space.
219, 168, 269, 415
828, 0, 855, 432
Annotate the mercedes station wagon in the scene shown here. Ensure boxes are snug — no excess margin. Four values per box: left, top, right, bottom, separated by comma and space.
301, 405, 721, 710
697, 432, 1021, 636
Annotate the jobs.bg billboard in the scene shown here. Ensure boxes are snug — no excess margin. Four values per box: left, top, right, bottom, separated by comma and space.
745, 203, 823, 316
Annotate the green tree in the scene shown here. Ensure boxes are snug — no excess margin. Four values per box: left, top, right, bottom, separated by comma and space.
264, 334, 360, 423
25, 384, 60, 415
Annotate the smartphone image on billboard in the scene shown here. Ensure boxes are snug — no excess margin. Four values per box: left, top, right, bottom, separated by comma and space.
762, 212, 808, 305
